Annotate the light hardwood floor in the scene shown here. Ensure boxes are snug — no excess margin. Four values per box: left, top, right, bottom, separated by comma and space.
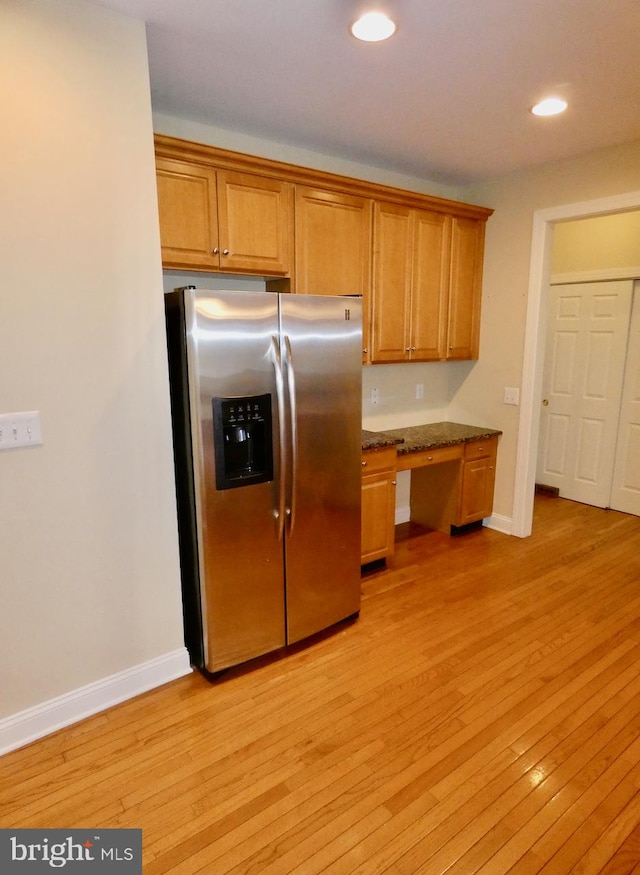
2, 496, 640, 874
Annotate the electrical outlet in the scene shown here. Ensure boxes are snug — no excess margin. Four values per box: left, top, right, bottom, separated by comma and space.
416, 383, 424, 400
503, 387, 520, 406
370, 387, 379, 405
0, 411, 43, 450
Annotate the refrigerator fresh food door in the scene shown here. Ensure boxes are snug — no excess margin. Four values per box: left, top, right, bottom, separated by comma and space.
187, 289, 286, 672
279, 295, 362, 643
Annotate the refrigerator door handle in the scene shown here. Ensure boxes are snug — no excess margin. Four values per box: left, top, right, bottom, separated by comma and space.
283, 334, 298, 534
270, 334, 287, 542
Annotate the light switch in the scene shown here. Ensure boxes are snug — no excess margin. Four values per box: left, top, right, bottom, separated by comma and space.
503, 387, 520, 406
0, 411, 43, 450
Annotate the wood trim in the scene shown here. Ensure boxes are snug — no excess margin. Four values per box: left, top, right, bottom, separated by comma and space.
515, 189, 640, 538
551, 267, 640, 284
154, 134, 494, 222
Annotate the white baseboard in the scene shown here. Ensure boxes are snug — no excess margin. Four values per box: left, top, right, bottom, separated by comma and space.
484, 513, 514, 535
0, 648, 192, 756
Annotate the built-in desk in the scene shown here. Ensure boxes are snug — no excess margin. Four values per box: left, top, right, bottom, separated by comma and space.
361, 422, 501, 563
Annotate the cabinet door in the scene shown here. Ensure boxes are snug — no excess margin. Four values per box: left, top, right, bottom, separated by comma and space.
447, 217, 485, 360
295, 187, 372, 297
156, 158, 219, 270
371, 202, 412, 363
217, 171, 292, 275
361, 448, 397, 563
411, 210, 450, 360
361, 470, 396, 563
457, 439, 497, 525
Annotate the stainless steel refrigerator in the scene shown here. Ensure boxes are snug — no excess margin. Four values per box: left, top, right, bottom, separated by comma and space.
165, 287, 362, 674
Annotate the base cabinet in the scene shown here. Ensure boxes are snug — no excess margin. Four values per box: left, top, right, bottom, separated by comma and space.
359, 434, 497, 563
361, 448, 397, 564
455, 437, 498, 526
395, 434, 499, 534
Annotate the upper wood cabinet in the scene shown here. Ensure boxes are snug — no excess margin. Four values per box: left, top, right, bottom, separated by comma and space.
154, 134, 492, 362
295, 186, 371, 295
156, 158, 218, 270
294, 186, 372, 297
156, 157, 292, 275
372, 205, 487, 363
294, 187, 372, 363
371, 203, 449, 363
446, 216, 486, 360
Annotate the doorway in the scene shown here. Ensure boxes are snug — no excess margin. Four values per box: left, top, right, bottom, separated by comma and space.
536, 279, 635, 509
512, 189, 640, 537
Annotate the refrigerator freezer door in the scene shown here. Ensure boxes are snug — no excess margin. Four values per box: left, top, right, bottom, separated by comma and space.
280, 295, 362, 643
187, 289, 286, 672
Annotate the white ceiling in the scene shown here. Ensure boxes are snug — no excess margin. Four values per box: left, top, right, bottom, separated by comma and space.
94, 0, 640, 185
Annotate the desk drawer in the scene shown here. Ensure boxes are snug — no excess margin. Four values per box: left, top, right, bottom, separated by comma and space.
464, 436, 498, 461
361, 446, 397, 475
396, 444, 462, 471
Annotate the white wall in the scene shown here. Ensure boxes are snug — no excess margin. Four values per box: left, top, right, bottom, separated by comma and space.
459, 140, 640, 520
0, 0, 187, 741
552, 211, 640, 276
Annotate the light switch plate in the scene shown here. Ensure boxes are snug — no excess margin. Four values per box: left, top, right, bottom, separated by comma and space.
503, 387, 520, 406
0, 411, 43, 450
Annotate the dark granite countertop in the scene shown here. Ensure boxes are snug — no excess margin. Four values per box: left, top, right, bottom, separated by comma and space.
361, 429, 404, 451
362, 422, 502, 455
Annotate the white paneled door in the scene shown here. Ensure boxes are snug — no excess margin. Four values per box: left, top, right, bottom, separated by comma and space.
537, 281, 634, 508
610, 284, 640, 514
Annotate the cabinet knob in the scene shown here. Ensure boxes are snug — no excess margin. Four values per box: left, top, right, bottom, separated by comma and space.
361, 460, 367, 467
212, 247, 219, 254
362, 348, 368, 354
222, 249, 229, 255
391, 480, 397, 486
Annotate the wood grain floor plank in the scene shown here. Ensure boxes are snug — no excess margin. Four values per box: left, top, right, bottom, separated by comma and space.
598, 821, 640, 875
2, 495, 639, 874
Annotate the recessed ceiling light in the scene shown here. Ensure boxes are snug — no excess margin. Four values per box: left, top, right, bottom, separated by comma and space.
531, 97, 568, 117
350, 11, 397, 42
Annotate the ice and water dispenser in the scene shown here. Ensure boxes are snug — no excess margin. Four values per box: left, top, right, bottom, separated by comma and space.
212, 394, 274, 490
